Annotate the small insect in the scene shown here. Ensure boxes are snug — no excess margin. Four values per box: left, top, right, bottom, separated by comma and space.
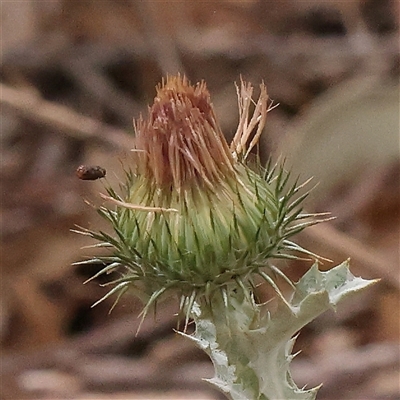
76, 165, 106, 180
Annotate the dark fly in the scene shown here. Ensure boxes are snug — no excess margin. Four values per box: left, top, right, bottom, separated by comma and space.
76, 165, 106, 180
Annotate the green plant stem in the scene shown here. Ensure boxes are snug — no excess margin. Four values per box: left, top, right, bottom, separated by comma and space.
181, 260, 378, 400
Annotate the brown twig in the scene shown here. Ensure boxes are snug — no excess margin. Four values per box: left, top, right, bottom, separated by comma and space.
1, 83, 133, 150
292, 342, 400, 397
60, 57, 141, 125
300, 223, 400, 289
131, 0, 186, 76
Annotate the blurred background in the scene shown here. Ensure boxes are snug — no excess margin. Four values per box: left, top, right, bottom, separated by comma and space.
1, 1, 399, 399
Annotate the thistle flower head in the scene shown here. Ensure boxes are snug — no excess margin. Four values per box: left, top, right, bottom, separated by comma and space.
134, 75, 234, 190
77, 75, 322, 321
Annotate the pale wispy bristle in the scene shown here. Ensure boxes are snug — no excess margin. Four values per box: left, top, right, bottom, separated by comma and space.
230, 79, 270, 160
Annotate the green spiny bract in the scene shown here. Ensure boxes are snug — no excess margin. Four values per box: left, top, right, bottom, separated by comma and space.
76, 76, 322, 320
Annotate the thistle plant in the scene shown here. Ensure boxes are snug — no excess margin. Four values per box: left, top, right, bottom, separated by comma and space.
75, 76, 377, 400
